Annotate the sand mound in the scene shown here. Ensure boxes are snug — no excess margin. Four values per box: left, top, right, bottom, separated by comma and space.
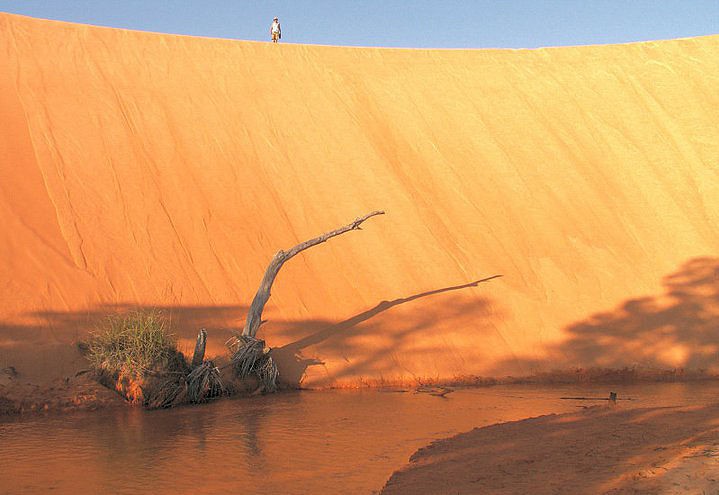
1, 13, 719, 388
382, 403, 719, 494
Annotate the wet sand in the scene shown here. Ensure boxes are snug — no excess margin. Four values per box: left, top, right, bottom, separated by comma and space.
382, 402, 719, 494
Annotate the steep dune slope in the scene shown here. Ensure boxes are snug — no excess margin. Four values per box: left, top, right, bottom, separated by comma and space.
1, 13, 718, 386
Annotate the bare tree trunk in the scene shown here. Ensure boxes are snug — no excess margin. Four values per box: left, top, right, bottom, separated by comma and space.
191, 329, 207, 367
242, 210, 384, 338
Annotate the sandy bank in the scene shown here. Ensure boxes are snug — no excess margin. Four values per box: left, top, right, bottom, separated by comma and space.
382, 403, 719, 494
2, 333, 715, 417
0, 342, 125, 415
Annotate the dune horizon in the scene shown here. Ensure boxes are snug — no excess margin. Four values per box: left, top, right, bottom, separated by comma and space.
1, 12, 718, 388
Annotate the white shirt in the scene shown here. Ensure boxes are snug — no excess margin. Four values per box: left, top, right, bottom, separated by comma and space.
271, 21, 280, 34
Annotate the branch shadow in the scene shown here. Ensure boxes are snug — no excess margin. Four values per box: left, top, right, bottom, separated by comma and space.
271, 276, 502, 386
0, 276, 502, 388
4, 257, 715, 389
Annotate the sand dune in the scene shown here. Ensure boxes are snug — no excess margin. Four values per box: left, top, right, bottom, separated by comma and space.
1, 13, 718, 387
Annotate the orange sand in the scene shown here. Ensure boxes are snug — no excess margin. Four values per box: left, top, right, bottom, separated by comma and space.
1, 13, 719, 391
382, 403, 719, 494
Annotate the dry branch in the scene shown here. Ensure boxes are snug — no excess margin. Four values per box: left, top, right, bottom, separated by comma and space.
242, 210, 385, 337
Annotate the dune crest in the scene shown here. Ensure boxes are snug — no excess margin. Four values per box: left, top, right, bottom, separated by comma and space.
1, 13, 718, 387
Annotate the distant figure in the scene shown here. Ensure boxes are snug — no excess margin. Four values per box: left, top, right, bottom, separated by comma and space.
270, 17, 281, 43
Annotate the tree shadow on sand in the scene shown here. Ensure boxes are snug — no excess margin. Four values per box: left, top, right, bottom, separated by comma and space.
492, 256, 719, 380
272, 276, 502, 386
0, 276, 502, 388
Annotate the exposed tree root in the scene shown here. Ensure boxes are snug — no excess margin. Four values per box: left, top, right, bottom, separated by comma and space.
186, 361, 224, 403
227, 335, 279, 393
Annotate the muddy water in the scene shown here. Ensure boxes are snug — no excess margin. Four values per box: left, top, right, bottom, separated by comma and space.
2, 382, 719, 494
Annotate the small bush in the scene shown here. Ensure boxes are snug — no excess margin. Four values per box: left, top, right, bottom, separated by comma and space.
87, 310, 179, 377
86, 310, 226, 408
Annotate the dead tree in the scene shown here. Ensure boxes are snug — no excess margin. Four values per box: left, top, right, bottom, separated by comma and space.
242, 210, 385, 337
229, 210, 385, 392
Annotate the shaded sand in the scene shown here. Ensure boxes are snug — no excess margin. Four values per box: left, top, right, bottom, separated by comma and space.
0, 368, 122, 415
382, 403, 719, 494
0, 343, 122, 414
1, 13, 719, 394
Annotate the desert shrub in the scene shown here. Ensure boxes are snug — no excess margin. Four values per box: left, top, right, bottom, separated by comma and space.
87, 310, 179, 377
86, 310, 227, 408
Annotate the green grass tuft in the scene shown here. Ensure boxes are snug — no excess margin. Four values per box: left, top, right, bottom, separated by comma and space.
87, 310, 179, 376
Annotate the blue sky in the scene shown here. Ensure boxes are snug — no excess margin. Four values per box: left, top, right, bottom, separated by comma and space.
1, 1, 717, 49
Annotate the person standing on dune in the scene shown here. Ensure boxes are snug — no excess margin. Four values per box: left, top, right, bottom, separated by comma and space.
270, 17, 281, 43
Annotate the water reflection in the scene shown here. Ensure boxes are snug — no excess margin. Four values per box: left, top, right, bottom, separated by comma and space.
2, 383, 719, 494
